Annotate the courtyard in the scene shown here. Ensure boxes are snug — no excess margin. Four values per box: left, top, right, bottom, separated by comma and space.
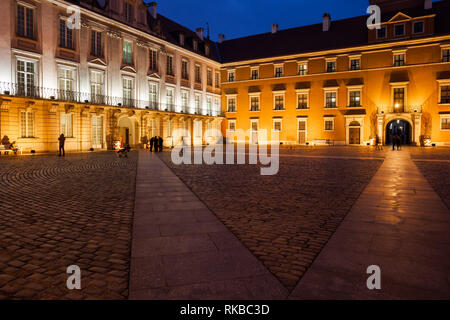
0, 146, 449, 299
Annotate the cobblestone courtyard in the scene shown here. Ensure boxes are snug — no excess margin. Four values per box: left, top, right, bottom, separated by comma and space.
0, 152, 137, 299
159, 148, 384, 291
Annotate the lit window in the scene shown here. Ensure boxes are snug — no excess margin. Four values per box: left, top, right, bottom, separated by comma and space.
123, 41, 133, 65
297, 93, 308, 109
326, 61, 336, 73
61, 113, 73, 138
325, 91, 337, 108
274, 94, 284, 110
349, 90, 361, 107
227, 97, 236, 112
251, 69, 259, 80
440, 85, 450, 104
394, 54, 405, 67
194, 94, 201, 113
350, 59, 360, 71
275, 66, 283, 77
250, 96, 260, 111
206, 96, 212, 115
441, 118, 450, 130
166, 87, 175, 110
298, 63, 307, 75
324, 118, 334, 131
393, 88, 405, 111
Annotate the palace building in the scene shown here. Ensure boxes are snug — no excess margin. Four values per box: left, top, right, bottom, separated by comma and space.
218, 0, 450, 147
0, 0, 223, 152
1, 0, 450, 153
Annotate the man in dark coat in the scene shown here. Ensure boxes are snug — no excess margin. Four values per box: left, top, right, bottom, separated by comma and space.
58, 134, 66, 157
158, 136, 163, 152
149, 136, 155, 152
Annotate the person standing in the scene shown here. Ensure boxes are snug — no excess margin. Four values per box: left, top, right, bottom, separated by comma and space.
150, 136, 155, 152
392, 134, 396, 151
159, 136, 163, 152
397, 135, 402, 151
58, 134, 66, 157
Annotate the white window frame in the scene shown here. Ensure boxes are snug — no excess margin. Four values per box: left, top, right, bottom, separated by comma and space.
348, 86, 363, 107
393, 50, 406, 67
149, 81, 159, 109
349, 55, 361, 71
194, 93, 202, 114
273, 118, 282, 132
90, 69, 105, 100
123, 39, 133, 65
297, 61, 308, 75
440, 116, 450, 131
226, 95, 237, 113
441, 45, 450, 63
249, 93, 261, 112
206, 95, 213, 115
273, 92, 285, 111
16, 56, 38, 95
227, 69, 235, 82
390, 84, 408, 109
207, 68, 213, 86
165, 86, 176, 110
60, 113, 73, 138
91, 115, 103, 148
438, 80, 450, 105
296, 89, 310, 110
20, 110, 35, 138
58, 64, 78, 92
250, 67, 259, 80
324, 117, 335, 132
228, 119, 236, 132
324, 89, 338, 109
274, 64, 284, 77
325, 58, 337, 73
180, 90, 189, 113
297, 118, 308, 144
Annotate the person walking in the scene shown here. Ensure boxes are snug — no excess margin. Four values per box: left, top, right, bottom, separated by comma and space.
397, 135, 402, 151
58, 133, 66, 157
392, 134, 396, 151
158, 136, 163, 152
150, 136, 155, 152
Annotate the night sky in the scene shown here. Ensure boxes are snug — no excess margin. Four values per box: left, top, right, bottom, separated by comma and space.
145, 0, 369, 41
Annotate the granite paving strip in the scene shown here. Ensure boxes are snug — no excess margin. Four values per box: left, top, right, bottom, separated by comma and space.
129, 151, 288, 300
290, 148, 450, 300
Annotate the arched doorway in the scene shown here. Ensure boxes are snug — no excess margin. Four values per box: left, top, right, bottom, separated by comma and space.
349, 121, 361, 145
118, 117, 135, 147
385, 119, 412, 145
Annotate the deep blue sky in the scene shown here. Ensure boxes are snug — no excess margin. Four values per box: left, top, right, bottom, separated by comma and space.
149, 0, 369, 41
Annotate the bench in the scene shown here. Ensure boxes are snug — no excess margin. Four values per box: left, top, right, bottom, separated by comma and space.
0, 145, 23, 155
311, 139, 334, 146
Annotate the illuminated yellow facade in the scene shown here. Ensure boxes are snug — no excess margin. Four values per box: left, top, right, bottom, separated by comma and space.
220, 1, 450, 147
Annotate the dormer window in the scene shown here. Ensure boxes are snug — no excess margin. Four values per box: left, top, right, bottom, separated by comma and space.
17, 3, 34, 39
124, 2, 134, 23
193, 39, 198, 52
413, 21, 424, 34
274, 65, 283, 77
326, 61, 336, 73
205, 44, 210, 56
442, 48, 450, 62
377, 26, 386, 39
394, 24, 405, 37
179, 33, 185, 46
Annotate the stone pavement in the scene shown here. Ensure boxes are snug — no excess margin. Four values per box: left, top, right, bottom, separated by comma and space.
129, 151, 288, 300
291, 148, 450, 299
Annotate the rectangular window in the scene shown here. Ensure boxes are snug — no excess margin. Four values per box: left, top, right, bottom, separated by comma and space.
228, 71, 235, 82
442, 49, 450, 62
394, 54, 405, 67
20, 111, 34, 138
195, 65, 202, 83
123, 41, 133, 65
90, 70, 104, 104
377, 26, 386, 39
350, 59, 360, 71
58, 67, 76, 101
326, 61, 336, 73
149, 49, 158, 72
395, 24, 405, 37
298, 63, 307, 75
441, 118, 450, 130
206, 96, 212, 115
324, 118, 334, 131
274, 94, 284, 110
181, 60, 189, 80
17, 4, 34, 39
250, 96, 260, 111
181, 90, 189, 113
273, 119, 282, 132
166, 55, 174, 76
124, 3, 134, 23
297, 93, 308, 109
91, 30, 102, 57
61, 113, 73, 138
413, 21, 424, 34
228, 120, 236, 132
393, 88, 405, 111
59, 19, 73, 49
227, 97, 236, 112
214, 98, 220, 116
275, 66, 283, 77
207, 69, 213, 86
17, 59, 36, 97
149, 82, 158, 109
325, 91, 337, 108
195, 94, 201, 114
122, 78, 134, 107
215, 72, 220, 88
349, 90, 361, 107
92, 116, 103, 147
251, 69, 259, 80
440, 85, 450, 104
166, 88, 175, 110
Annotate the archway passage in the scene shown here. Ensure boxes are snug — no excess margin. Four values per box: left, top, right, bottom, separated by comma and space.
385, 119, 412, 145
118, 117, 134, 147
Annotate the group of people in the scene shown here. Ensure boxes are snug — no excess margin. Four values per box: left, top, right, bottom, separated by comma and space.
1, 136, 18, 154
147, 136, 164, 152
392, 134, 404, 151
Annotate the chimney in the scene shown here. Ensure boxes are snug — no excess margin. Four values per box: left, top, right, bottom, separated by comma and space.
272, 24, 278, 34
218, 33, 225, 43
323, 13, 331, 32
424, 0, 432, 9
148, 2, 157, 19
196, 27, 204, 41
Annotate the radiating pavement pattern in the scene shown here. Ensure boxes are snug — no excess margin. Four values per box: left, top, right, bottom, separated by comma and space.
129, 151, 288, 300
290, 149, 450, 299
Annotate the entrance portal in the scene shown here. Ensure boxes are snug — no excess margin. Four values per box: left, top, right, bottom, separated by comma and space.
385, 119, 412, 145
348, 121, 361, 145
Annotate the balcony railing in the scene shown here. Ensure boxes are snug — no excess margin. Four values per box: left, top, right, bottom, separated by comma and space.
0, 82, 224, 117
377, 105, 423, 114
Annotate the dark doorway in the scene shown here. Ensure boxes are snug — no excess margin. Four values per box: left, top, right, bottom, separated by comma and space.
386, 119, 412, 145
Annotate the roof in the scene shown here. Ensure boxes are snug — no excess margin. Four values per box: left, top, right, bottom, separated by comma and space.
66, 0, 220, 61
218, 0, 450, 63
